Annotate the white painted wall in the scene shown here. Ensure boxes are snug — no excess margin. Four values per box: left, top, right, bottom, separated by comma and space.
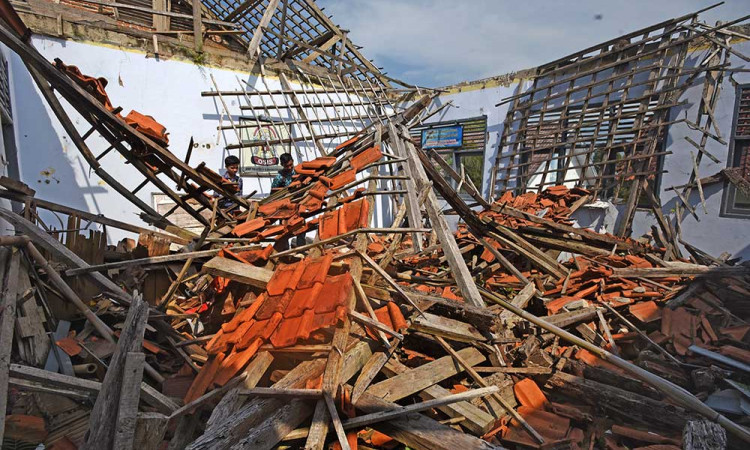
9, 35, 376, 241
422, 41, 750, 259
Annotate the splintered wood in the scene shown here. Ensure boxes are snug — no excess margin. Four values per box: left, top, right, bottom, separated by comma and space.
0, 2, 750, 450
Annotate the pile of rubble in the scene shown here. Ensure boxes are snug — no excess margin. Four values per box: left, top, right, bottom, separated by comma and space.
1, 3, 750, 450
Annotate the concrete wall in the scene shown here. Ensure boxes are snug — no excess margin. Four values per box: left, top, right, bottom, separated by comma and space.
8, 35, 373, 241
423, 40, 750, 260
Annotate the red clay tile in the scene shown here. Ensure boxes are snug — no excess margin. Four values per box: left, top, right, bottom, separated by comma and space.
340, 188, 366, 204
302, 156, 337, 170
205, 329, 227, 356
387, 302, 407, 331
56, 337, 82, 357
255, 291, 294, 320
318, 209, 341, 240
629, 301, 662, 323
316, 274, 353, 314
184, 352, 225, 403
514, 378, 549, 410
213, 338, 263, 386
270, 308, 316, 348
340, 199, 370, 233
124, 110, 170, 145
335, 135, 360, 150
297, 253, 334, 289
267, 262, 303, 296
258, 198, 292, 216
350, 145, 383, 170
328, 169, 357, 190
504, 406, 570, 447
294, 164, 319, 176
368, 242, 386, 253
259, 224, 287, 238
232, 217, 268, 237
284, 283, 326, 318
227, 320, 254, 345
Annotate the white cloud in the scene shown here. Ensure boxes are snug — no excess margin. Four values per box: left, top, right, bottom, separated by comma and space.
317, 0, 749, 87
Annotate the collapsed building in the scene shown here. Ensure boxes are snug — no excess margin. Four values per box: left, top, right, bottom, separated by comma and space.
0, 1, 749, 449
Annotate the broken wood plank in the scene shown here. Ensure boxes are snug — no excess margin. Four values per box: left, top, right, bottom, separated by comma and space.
367, 347, 485, 402
411, 312, 486, 343
83, 292, 149, 450
0, 249, 21, 444
201, 256, 273, 289
113, 352, 146, 450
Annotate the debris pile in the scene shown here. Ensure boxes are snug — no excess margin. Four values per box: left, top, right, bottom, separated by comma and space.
1, 2, 750, 450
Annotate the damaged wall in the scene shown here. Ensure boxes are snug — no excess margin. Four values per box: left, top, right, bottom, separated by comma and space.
8, 35, 379, 241
422, 37, 750, 260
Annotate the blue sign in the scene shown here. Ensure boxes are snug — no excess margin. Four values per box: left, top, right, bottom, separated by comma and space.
421, 125, 463, 149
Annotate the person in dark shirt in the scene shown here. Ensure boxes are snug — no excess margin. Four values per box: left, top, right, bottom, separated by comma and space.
270, 153, 306, 249
271, 153, 295, 191
215, 155, 243, 212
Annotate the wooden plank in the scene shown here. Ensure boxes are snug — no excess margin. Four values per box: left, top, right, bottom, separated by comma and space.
9, 363, 177, 414
499, 282, 535, 323
114, 352, 146, 450
411, 312, 485, 343
189, 342, 370, 449
0, 207, 132, 305
247, 0, 280, 57
133, 412, 168, 450
191, 0, 203, 52
344, 386, 498, 429
206, 351, 274, 430
0, 249, 20, 444
82, 293, 149, 450
201, 256, 273, 289
612, 266, 750, 278
399, 132, 485, 307
353, 390, 498, 450
383, 357, 494, 435
367, 347, 485, 402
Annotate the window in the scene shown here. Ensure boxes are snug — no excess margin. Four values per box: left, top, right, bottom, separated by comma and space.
238, 118, 291, 176
411, 116, 488, 195
0, 51, 10, 123
722, 85, 750, 218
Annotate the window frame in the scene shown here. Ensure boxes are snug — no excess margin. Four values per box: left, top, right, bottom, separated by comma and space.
412, 116, 489, 200
721, 83, 750, 219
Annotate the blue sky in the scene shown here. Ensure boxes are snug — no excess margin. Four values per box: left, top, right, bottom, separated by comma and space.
316, 0, 749, 87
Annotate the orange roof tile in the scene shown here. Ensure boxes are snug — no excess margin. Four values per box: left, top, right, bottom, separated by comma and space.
328, 169, 357, 190
350, 145, 382, 170
514, 378, 549, 410
184, 352, 225, 403
301, 156, 337, 170
233, 218, 268, 237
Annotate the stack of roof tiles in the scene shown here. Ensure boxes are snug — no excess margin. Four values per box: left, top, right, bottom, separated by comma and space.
184, 251, 353, 402
231, 144, 382, 243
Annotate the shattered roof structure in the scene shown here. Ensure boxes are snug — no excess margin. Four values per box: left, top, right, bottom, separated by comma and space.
1, 1, 750, 450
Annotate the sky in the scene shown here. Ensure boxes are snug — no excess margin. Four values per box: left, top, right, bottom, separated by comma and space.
316, 0, 749, 88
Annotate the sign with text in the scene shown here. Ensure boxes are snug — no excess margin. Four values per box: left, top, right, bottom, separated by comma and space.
421, 125, 463, 149
239, 122, 290, 174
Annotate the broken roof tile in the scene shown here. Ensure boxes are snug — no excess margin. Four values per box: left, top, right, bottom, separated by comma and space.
514, 378, 549, 410
301, 156, 337, 170
213, 338, 263, 386
318, 209, 341, 240
316, 273, 353, 314
233, 218, 268, 237
184, 352, 225, 403
328, 169, 357, 190
270, 308, 316, 348
350, 145, 382, 170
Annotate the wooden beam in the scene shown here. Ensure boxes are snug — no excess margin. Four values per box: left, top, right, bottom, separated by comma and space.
113, 352, 146, 450
201, 256, 273, 289
191, 0, 203, 52
0, 249, 20, 444
83, 293, 149, 449
367, 347, 485, 402
247, 0, 280, 58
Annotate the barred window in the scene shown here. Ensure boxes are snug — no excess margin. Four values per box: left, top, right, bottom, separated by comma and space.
722, 85, 750, 218
0, 51, 11, 121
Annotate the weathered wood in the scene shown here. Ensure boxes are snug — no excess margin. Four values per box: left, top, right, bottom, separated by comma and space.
0, 207, 131, 304
613, 266, 750, 278
246, 0, 280, 57
411, 311, 485, 343
344, 386, 498, 429
238, 387, 322, 399
9, 363, 177, 414
205, 351, 274, 430
367, 347, 485, 402
399, 133, 486, 308
683, 419, 727, 450
133, 412, 168, 450
349, 311, 403, 340
546, 371, 692, 431
114, 352, 146, 450
499, 282, 535, 323
189, 342, 369, 449
351, 351, 390, 404
0, 249, 20, 444
201, 256, 273, 289
383, 357, 494, 435
83, 292, 149, 450
353, 389, 498, 450
227, 341, 371, 450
